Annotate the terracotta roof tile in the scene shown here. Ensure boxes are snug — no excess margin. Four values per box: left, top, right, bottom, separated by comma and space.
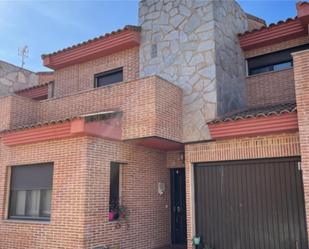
238, 16, 298, 37
41, 25, 141, 59
1, 110, 122, 134
14, 81, 53, 93
0, 117, 81, 134
208, 102, 297, 124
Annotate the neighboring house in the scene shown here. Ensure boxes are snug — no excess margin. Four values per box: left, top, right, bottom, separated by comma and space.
0, 60, 55, 100
1, 1, 309, 249
0, 60, 38, 96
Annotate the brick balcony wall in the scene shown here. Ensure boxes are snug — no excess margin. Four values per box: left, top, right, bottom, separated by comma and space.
246, 68, 295, 107
53, 47, 139, 98
0, 95, 38, 131
0, 76, 183, 142
38, 76, 182, 141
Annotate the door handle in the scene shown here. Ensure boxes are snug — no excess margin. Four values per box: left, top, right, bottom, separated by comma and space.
177, 206, 181, 213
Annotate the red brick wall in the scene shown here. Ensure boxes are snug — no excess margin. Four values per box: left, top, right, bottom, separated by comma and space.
38, 76, 182, 142
0, 137, 89, 249
84, 137, 170, 249
292, 49, 309, 241
0, 96, 12, 131
0, 76, 182, 142
244, 36, 309, 58
246, 68, 295, 107
166, 151, 184, 168
0, 95, 38, 132
184, 132, 301, 249
0, 137, 170, 249
53, 47, 139, 98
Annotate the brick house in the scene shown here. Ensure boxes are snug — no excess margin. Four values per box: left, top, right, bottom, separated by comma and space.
1, 1, 309, 249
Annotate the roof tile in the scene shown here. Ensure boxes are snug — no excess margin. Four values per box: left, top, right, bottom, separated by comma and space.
41, 25, 141, 59
208, 102, 297, 124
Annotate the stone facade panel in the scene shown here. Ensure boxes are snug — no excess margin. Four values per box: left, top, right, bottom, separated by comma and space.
139, 0, 248, 142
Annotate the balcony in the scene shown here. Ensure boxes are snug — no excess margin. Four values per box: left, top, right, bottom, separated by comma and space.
246, 68, 295, 108
0, 76, 183, 150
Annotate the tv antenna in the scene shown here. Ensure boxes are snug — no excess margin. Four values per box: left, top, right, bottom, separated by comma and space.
18, 45, 29, 68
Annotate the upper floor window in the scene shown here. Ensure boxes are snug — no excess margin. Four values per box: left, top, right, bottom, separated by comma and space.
247, 44, 309, 76
9, 163, 53, 221
94, 68, 123, 88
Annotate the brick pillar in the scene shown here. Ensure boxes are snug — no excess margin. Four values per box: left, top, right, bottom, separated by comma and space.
185, 159, 194, 249
293, 49, 309, 242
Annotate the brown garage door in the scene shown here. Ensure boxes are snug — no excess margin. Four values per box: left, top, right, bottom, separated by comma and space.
194, 157, 308, 249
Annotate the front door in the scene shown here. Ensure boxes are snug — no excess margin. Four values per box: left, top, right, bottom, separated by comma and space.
171, 168, 187, 245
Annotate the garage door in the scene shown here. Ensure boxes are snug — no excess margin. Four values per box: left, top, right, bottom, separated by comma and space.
194, 157, 308, 249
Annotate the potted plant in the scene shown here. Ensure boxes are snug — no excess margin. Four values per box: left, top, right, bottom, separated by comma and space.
110, 204, 130, 229
109, 202, 120, 222
192, 236, 201, 246
118, 205, 129, 222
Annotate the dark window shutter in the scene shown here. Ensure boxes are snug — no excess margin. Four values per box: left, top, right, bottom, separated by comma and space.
11, 164, 53, 190
95, 68, 123, 87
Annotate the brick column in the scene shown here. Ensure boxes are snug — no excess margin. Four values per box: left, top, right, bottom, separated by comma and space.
293, 48, 309, 241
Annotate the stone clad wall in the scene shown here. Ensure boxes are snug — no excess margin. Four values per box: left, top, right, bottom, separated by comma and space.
139, 0, 248, 142
213, 0, 248, 115
0, 60, 38, 96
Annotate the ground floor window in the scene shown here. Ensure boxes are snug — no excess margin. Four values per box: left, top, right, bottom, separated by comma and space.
109, 162, 122, 221
9, 163, 53, 221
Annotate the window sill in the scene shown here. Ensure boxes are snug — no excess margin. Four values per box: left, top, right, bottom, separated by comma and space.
108, 219, 120, 224
3, 219, 50, 225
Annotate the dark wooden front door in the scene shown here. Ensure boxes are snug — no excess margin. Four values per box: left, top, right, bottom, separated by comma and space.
171, 168, 187, 245
194, 157, 308, 249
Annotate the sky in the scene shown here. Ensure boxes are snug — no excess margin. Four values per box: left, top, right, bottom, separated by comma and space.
0, 0, 297, 72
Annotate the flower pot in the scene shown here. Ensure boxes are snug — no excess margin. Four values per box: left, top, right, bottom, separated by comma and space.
109, 211, 116, 221
192, 236, 201, 246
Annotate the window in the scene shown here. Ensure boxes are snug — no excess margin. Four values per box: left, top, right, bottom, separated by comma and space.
109, 162, 122, 221
94, 68, 123, 88
247, 44, 309, 76
9, 163, 53, 221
